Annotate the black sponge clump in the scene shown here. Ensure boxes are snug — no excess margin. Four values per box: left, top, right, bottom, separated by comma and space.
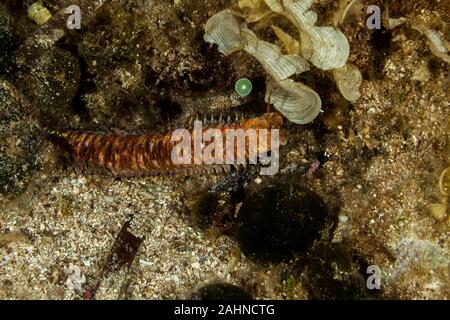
237, 184, 329, 265
301, 243, 371, 300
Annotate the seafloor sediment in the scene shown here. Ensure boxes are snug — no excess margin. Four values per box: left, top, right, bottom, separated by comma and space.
0, 0, 448, 299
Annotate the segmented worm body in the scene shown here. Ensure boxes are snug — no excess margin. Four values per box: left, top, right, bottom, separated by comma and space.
44, 112, 285, 177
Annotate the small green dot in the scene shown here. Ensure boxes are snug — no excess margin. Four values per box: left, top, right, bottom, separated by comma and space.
235, 78, 253, 97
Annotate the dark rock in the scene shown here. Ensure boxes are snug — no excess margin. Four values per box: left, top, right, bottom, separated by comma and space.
15, 47, 80, 126
0, 5, 14, 74
0, 80, 42, 197
192, 192, 222, 230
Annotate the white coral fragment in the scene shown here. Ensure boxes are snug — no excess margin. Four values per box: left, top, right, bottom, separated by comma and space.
332, 63, 362, 102
204, 10, 244, 55
265, 79, 322, 124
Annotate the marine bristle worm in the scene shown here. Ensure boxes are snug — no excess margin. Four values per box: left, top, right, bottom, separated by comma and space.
44, 112, 287, 177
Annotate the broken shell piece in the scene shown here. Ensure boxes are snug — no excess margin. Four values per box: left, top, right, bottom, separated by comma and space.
265, 79, 322, 124
383, 16, 407, 30
412, 25, 450, 64
382, 5, 407, 30
28, 2, 52, 26
423, 29, 450, 64
334, 0, 364, 26
204, 10, 244, 55
241, 27, 309, 81
332, 63, 362, 102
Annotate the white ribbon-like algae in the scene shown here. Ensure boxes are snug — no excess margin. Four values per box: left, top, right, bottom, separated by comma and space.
204, 0, 362, 124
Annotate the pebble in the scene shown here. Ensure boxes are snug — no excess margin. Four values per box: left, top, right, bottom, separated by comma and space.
428, 203, 447, 222
338, 214, 349, 223
103, 195, 114, 202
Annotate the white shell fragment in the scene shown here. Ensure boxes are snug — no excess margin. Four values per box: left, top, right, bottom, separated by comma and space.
334, 0, 363, 26
204, 10, 244, 55
423, 29, 450, 64
241, 27, 309, 81
332, 63, 362, 102
383, 16, 407, 30
382, 6, 407, 30
265, 79, 322, 124
412, 25, 450, 64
